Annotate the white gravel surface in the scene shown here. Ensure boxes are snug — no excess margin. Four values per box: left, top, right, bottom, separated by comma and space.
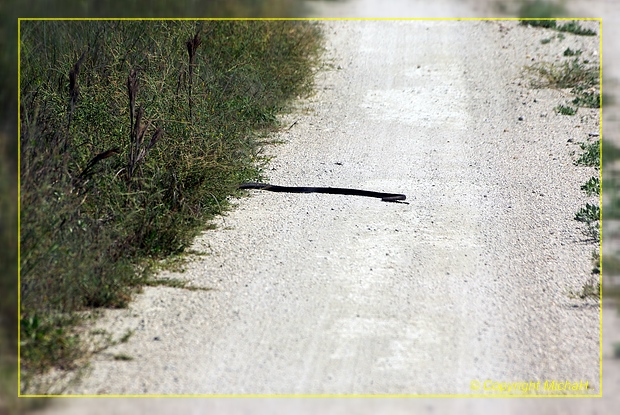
35, 3, 618, 414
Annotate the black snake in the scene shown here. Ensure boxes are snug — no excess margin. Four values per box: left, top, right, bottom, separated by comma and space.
239, 182, 407, 203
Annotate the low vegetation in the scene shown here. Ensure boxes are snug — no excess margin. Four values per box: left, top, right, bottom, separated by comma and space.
522, 19, 600, 300
19, 19, 322, 391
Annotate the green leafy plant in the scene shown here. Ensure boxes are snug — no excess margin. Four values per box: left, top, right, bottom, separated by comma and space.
575, 140, 600, 167
563, 47, 581, 56
571, 90, 600, 108
557, 21, 597, 36
580, 176, 600, 196
555, 104, 576, 115
575, 203, 600, 223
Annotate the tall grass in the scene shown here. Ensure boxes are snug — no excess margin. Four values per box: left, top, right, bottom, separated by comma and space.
19, 20, 322, 386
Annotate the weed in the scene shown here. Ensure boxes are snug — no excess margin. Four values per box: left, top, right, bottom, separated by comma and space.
568, 277, 600, 300
540, 37, 552, 44
113, 354, 133, 361
580, 176, 600, 197
526, 58, 598, 90
574, 200, 600, 243
574, 140, 600, 167
557, 21, 597, 36
563, 47, 581, 56
571, 90, 600, 108
575, 203, 600, 223
119, 330, 133, 344
555, 104, 576, 115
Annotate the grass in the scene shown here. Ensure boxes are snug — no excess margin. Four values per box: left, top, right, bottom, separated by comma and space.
19, 19, 322, 392
571, 89, 600, 108
556, 21, 597, 36
527, 58, 599, 90
568, 277, 600, 300
567, 252, 600, 301
521, 19, 596, 37
555, 104, 576, 115
563, 48, 581, 57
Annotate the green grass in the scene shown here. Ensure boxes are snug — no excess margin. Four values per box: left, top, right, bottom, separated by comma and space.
563, 48, 581, 57
571, 89, 600, 108
556, 21, 597, 36
523, 20, 596, 37
555, 104, 576, 115
19, 19, 322, 391
527, 58, 599, 90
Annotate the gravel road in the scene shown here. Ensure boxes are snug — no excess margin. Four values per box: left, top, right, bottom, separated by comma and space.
39, 19, 599, 398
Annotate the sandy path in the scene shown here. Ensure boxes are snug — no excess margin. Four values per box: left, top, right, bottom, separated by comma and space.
31, 19, 597, 398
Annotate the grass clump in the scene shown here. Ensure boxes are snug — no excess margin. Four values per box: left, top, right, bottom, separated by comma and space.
555, 104, 576, 115
571, 89, 600, 108
556, 21, 597, 36
563, 47, 581, 56
527, 58, 598, 90
569, 276, 600, 300
19, 20, 322, 390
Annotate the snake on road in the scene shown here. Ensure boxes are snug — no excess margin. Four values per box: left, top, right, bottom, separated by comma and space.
239, 182, 407, 203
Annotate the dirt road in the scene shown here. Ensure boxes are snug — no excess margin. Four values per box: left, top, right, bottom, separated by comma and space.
37, 20, 598, 398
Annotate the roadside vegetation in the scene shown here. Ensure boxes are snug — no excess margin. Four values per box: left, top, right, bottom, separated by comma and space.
19, 19, 322, 393
521, 19, 601, 300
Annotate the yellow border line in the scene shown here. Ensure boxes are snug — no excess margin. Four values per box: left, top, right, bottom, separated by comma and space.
17, 17, 22, 398
17, 16, 604, 399
18, 17, 602, 21
18, 394, 599, 398
598, 17, 604, 399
